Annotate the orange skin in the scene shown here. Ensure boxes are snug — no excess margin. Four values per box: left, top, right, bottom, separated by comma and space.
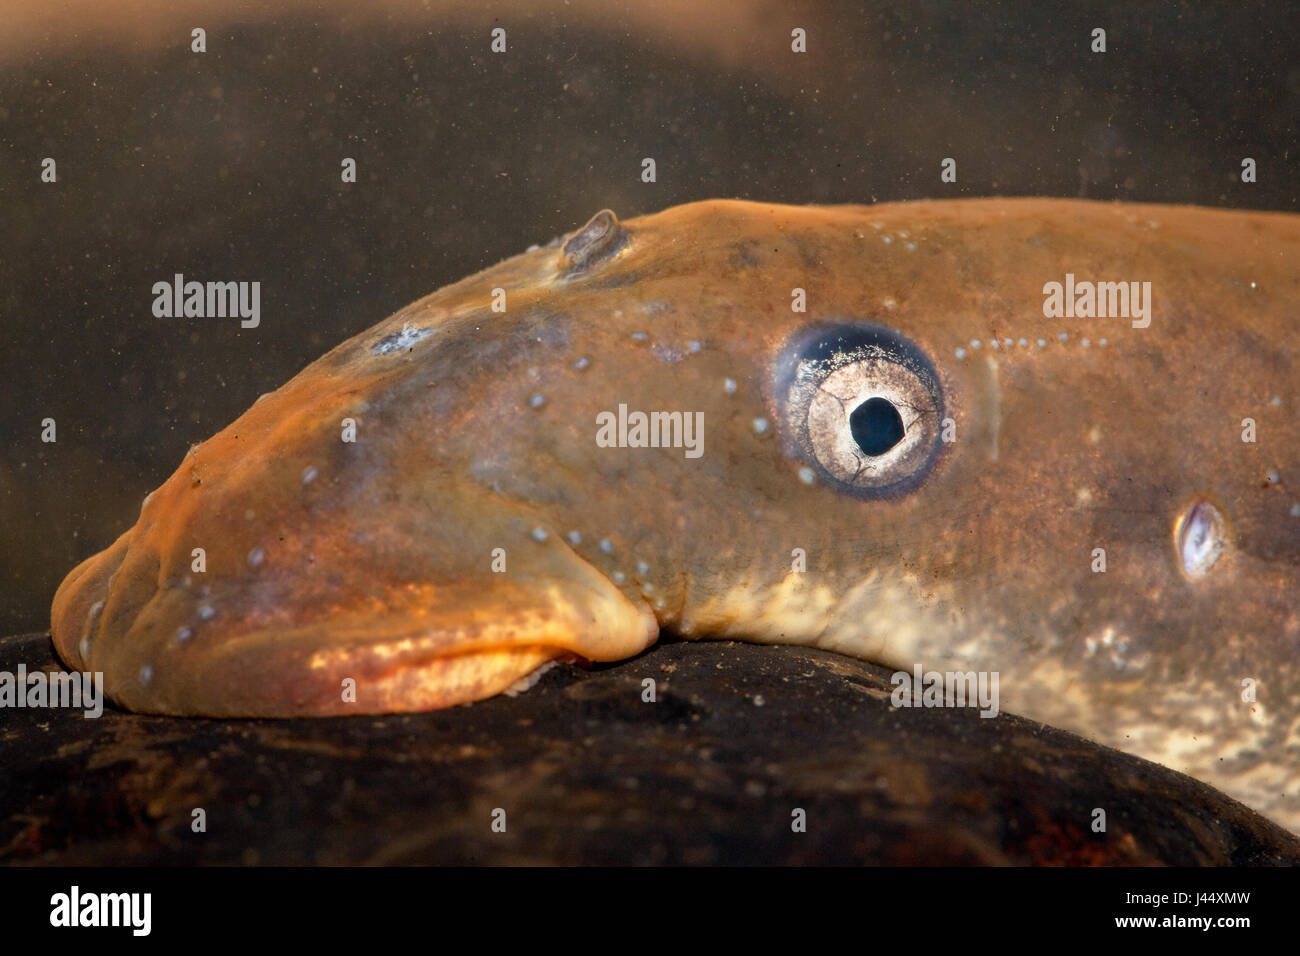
52, 199, 1300, 828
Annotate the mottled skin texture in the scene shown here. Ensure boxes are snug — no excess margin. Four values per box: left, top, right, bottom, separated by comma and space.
52, 199, 1299, 829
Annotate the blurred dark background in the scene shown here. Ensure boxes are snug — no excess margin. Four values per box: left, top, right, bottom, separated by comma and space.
1, 0, 1296, 634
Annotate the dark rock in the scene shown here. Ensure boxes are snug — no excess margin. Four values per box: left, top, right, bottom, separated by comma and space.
1, 631, 1296, 865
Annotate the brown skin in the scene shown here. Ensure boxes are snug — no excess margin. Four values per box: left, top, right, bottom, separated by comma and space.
52, 199, 1299, 827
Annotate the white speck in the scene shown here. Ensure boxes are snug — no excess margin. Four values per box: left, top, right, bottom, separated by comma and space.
753, 417, 768, 435
753, 695, 766, 707
301, 465, 318, 485
140, 665, 153, 685
905, 242, 917, 251
1036, 338, 1046, 347
1266, 469, 1280, 484
566, 530, 582, 545
970, 339, 982, 349
899, 231, 909, 239
531, 527, 548, 542
1271, 396, 1282, 407
1003, 338, 1013, 348
882, 235, 893, 244
199, 605, 216, 621
636, 561, 650, 576
1290, 504, 1300, 517
248, 547, 266, 569
688, 340, 702, 352
631, 331, 648, 342
724, 378, 737, 394
990, 339, 1000, 349
1082, 338, 1091, 348
1099, 338, 1108, 346
612, 571, 627, 584
599, 538, 614, 554
573, 356, 590, 371
1017, 338, 1028, 348
654, 598, 666, 609
798, 466, 816, 485
1250, 281, 1257, 289
1058, 332, 1069, 342
955, 347, 967, 359
528, 393, 546, 409
176, 627, 193, 644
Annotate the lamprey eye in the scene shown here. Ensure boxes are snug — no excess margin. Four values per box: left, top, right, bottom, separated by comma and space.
777, 323, 946, 498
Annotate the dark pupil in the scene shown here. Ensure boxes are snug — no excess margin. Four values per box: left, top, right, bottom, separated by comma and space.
849, 397, 905, 456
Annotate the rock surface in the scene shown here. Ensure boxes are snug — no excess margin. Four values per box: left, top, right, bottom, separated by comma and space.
2, 631, 1296, 865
